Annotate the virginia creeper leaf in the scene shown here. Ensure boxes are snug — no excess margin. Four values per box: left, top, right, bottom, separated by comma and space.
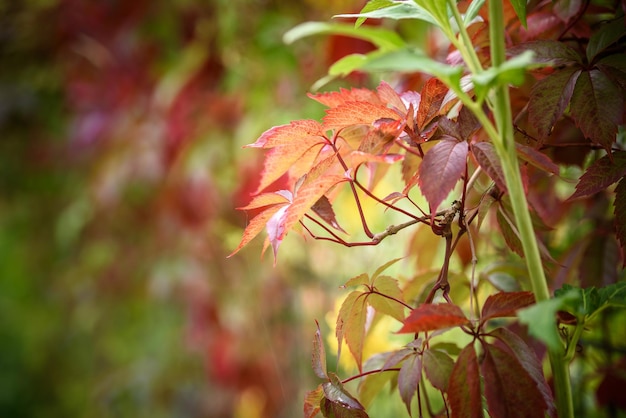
309, 87, 382, 108
515, 143, 560, 175
267, 205, 289, 260
480, 291, 535, 325
586, 17, 626, 63
423, 348, 454, 392
358, 352, 397, 408
489, 328, 556, 417
248, 119, 326, 148
371, 257, 403, 281
448, 344, 483, 418
344, 273, 369, 288
229, 202, 288, 257
376, 80, 406, 113
312, 195, 347, 233
568, 151, 626, 200
304, 385, 324, 418
615, 178, 626, 265
416, 77, 448, 129
337, 291, 369, 372
369, 275, 406, 321
418, 139, 468, 212
398, 353, 422, 416
569, 69, 623, 153
528, 67, 580, 140
312, 320, 328, 379
481, 342, 548, 418
471, 141, 507, 192
237, 191, 291, 211
398, 303, 469, 334
322, 373, 368, 418
508, 40, 582, 66
322, 101, 401, 132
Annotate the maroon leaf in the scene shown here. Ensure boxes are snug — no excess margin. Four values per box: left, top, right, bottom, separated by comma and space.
448, 344, 483, 418
423, 348, 455, 392
490, 328, 556, 417
515, 143, 560, 175
615, 178, 626, 267
398, 353, 422, 415
480, 291, 535, 325
481, 342, 548, 418
418, 139, 468, 211
568, 151, 626, 200
528, 67, 580, 140
508, 40, 582, 66
569, 69, 623, 153
312, 195, 347, 234
471, 142, 507, 193
312, 320, 328, 379
397, 303, 469, 334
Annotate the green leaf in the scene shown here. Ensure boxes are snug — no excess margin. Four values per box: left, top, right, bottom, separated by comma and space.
359, 48, 463, 88
423, 348, 455, 391
586, 17, 626, 63
337, 291, 369, 372
472, 50, 536, 102
414, 0, 451, 31
517, 290, 579, 351
369, 276, 406, 321
464, 0, 486, 25
336, 0, 439, 28
283, 21, 405, 51
508, 0, 527, 27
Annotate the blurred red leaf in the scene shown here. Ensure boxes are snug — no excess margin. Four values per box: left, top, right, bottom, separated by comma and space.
397, 303, 469, 334
308, 87, 381, 108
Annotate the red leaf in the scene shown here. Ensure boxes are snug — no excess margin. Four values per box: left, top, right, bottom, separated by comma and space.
481, 342, 548, 418
322, 373, 368, 418
570, 69, 623, 153
398, 353, 422, 415
312, 320, 328, 379
376, 80, 407, 113
323, 101, 401, 131
308, 87, 381, 108
397, 303, 469, 334
614, 178, 626, 267
248, 119, 326, 148
515, 144, 560, 175
448, 344, 483, 418
568, 151, 626, 200
228, 202, 288, 257
311, 195, 347, 234
471, 141, 507, 193
490, 328, 555, 417
480, 291, 535, 324
416, 77, 448, 129
528, 67, 580, 140
254, 143, 322, 194
418, 139, 468, 212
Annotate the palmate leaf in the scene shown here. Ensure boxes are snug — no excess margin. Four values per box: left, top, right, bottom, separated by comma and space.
509, 40, 582, 66
397, 303, 469, 334
448, 344, 483, 418
481, 342, 548, 418
569, 69, 624, 153
309, 87, 382, 108
418, 139, 468, 212
358, 352, 398, 408
515, 143, 559, 175
568, 151, 626, 200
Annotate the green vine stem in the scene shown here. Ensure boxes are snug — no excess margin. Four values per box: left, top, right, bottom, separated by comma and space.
486, 1, 573, 416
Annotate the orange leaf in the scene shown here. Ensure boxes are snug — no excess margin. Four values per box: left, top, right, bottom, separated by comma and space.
228, 202, 289, 257
247, 119, 326, 148
397, 303, 469, 333
323, 101, 401, 131
237, 191, 291, 211
416, 77, 448, 129
255, 143, 322, 193
308, 87, 382, 108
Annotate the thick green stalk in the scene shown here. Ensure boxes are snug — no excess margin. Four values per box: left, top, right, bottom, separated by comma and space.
487, 1, 573, 417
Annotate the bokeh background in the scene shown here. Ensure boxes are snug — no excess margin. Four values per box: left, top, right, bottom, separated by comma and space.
0, 1, 411, 417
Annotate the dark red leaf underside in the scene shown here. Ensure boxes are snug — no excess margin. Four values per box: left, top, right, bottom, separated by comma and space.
569, 151, 626, 200
569, 69, 623, 153
398, 303, 469, 334
528, 67, 580, 140
448, 344, 483, 418
418, 139, 468, 212
481, 291, 535, 324
471, 141, 507, 193
614, 178, 626, 267
515, 143, 560, 175
398, 353, 422, 415
481, 342, 548, 418
490, 328, 556, 417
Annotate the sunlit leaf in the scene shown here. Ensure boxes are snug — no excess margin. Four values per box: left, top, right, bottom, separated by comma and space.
569, 69, 623, 153
248, 119, 326, 148
322, 101, 401, 131
481, 342, 548, 418
568, 151, 626, 200
228, 203, 288, 257
480, 291, 535, 325
489, 328, 556, 417
448, 344, 483, 418
423, 348, 454, 391
237, 191, 291, 211
528, 67, 580, 140
255, 144, 322, 194
515, 144, 560, 175
337, 291, 369, 372
376, 80, 407, 113
398, 353, 422, 415
397, 303, 469, 334
308, 87, 381, 108
267, 205, 289, 260
418, 139, 468, 212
